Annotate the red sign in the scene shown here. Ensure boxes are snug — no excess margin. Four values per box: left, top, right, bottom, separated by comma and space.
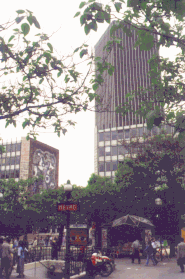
57, 203, 78, 212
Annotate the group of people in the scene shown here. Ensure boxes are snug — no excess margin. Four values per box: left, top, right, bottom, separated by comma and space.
0, 236, 27, 279
131, 236, 185, 273
131, 237, 159, 266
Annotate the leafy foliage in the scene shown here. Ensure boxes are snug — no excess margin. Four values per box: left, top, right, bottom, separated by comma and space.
77, 0, 185, 141
0, 10, 102, 139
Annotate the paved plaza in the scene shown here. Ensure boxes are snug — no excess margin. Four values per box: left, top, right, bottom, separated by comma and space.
9, 257, 185, 279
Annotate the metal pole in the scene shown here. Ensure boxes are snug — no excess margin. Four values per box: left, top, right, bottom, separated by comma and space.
65, 208, 70, 279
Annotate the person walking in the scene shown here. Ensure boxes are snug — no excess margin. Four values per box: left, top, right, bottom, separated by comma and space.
22, 236, 29, 264
131, 239, 141, 264
144, 240, 156, 266
51, 237, 58, 260
13, 238, 18, 266
177, 237, 185, 273
16, 241, 25, 278
151, 237, 158, 265
1, 237, 14, 279
32, 237, 38, 262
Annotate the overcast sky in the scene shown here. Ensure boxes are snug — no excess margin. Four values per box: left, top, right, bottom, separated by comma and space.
0, 1, 181, 187
0, 0, 111, 187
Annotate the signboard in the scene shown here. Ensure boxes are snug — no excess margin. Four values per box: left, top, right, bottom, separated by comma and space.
181, 228, 185, 241
57, 203, 79, 212
70, 224, 87, 228
70, 228, 88, 246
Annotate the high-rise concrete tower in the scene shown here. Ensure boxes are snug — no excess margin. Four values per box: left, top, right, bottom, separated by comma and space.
94, 21, 172, 180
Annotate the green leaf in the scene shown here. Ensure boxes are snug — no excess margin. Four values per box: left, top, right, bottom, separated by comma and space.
22, 119, 30, 129
16, 10, 25, 14
21, 23, 30, 36
8, 35, 15, 43
79, 1, 86, 8
80, 49, 88, 58
95, 11, 104, 23
15, 16, 24, 24
32, 16, 41, 29
23, 76, 27, 81
39, 78, 44, 84
115, 2, 122, 12
93, 83, 99, 91
89, 20, 97, 31
74, 11, 81, 18
57, 71, 62, 77
80, 15, 86, 26
47, 43, 53, 52
74, 47, 80, 53
104, 12, 111, 24
27, 15, 33, 25
84, 24, 90, 35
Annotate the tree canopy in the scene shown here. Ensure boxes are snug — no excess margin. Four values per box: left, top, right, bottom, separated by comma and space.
76, 0, 185, 145
0, 9, 101, 138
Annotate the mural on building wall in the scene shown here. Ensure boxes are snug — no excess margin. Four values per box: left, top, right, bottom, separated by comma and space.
32, 149, 56, 190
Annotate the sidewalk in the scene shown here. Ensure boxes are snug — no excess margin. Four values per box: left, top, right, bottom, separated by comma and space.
10, 257, 185, 279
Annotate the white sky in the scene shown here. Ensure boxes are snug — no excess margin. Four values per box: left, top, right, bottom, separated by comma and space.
0, 0, 111, 187
0, 1, 181, 187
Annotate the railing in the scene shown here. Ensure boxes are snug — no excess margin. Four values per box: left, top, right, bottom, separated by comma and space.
13, 245, 96, 276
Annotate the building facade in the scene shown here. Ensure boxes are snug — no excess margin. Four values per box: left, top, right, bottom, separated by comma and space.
0, 137, 59, 193
94, 21, 172, 180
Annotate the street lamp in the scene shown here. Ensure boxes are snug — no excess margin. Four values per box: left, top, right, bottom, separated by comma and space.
155, 198, 163, 261
64, 181, 73, 279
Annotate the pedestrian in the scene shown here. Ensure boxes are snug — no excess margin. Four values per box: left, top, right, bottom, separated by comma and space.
13, 238, 19, 266
45, 236, 49, 247
177, 237, 185, 273
131, 239, 141, 264
1, 236, 14, 279
144, 240, 156, 266
51, 237, 58, 260
151, 237, 158, 265
32, 237, 38, 261
0, 237, 4, 279
16, 240, 25, 278
22, 236, 29, 264
49, 235, 53, 246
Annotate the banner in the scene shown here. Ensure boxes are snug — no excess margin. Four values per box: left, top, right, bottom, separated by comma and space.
70, 228, 88, 246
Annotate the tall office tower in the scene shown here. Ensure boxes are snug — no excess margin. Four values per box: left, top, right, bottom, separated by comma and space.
94, 21, 172, 180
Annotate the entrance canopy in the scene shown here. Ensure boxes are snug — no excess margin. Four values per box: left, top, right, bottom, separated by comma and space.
112, 214, 154, 228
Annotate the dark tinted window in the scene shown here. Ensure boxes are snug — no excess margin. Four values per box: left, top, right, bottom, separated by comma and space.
104, 132, 110, 141
11, 144, 16, 152
99, 147, 104, 157
15, 169, 20, 178
138, 127, 143, 137
106, 162, 111, 172
16, 143, 21, 151
99, 162, 104, 172
16, 156, 20, 165
10, 157, 15, 165
6, 145, 11, 153
1, 170, 5, 179
131, 128, 137, 137
125, 129, 130, 139
112, 161, 118, 171
10, 169, 15, 178
5, 170, 10, 179
112, 146, 117, 156
118, 146, 128, 155
111, 131, 118, 140
118, 130, 123, 140
6, 157, 10, 165
99, 133, 104, 142
105, 146, 111, 156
